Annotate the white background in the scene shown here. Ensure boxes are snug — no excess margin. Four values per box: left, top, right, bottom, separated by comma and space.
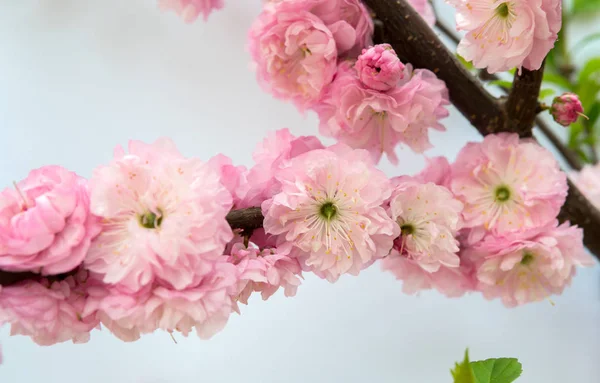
0, 1, 599, 382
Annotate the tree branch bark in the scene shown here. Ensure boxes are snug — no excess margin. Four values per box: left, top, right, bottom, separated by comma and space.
505, 63, 546, 137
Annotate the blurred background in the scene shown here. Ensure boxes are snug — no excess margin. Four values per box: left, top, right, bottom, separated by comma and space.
0, 1, 599, 382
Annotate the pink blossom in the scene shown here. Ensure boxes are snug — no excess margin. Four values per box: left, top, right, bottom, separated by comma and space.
413, 156, 453, 188
407, 0, 436, 26
0, 166, 101, 275
207, 154, 248, 208
242, 128, 324, 208
84, 262, 238, 341
315, 62, 449, 164
571, 163, 600, 210
355, 44, 405, 91
468, 221, 594, 307
228, 242, 302, 303
381, 250, 474, 297
550, 92, 585, 126
262, 144, 399, 282
0, 270, 100, 345
389, 181, 463, 272
267, 0, 374, 57
451, 133, 567, 236
448, 0, 561, 73
85, 138, 233, 292
158, 0, 223, 22
248, 9, 338, 111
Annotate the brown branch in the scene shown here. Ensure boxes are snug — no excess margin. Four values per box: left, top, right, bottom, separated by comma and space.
504, 62, 546, 137
559, 180, 600, 257
226, 207, 264, 235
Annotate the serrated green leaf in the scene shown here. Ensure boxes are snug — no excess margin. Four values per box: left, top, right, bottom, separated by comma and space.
572, 32, 600, 55
543, 72, 573, 90
470, 358, 522, 383
452, 349, 475, 383
489, 80, 513, 89
539, 88, 556, 98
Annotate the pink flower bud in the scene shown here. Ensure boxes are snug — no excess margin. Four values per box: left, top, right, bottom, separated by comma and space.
355, 44, 405, 91
550, 92, 585, 126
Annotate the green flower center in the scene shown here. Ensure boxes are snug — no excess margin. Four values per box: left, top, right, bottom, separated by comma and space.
520, 252, 534, 266
495, 2, 510, 18
400, 224, 415, 236
319, 202, 338, 221
495, 185, 511, 202
139, 211, 163, 229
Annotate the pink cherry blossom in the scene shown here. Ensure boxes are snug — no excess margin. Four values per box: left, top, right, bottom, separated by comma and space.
207, 154, 249, 208
262, 144, 399, 282
412, 156, 453, 188
550, 92, 585, 126
355, 44, 405, 91
0, 270, 100, 346
0, 166, 101, 275
248, 8, 338, 111
381, 251, 474, 297
158, 0, 223, 22
242, 128, 324, 208
266, 0, 374, 57
85, 138, 233, 292
451, 133, 567, 236
571, 163, 600, 210
228, 242, 302, 303
389, 181, 463, 273
448, 0, 561, 73
315, 62, 449, 164
407, 0, 436, 26
468, 221, 594, 307
84, 262, 238, 341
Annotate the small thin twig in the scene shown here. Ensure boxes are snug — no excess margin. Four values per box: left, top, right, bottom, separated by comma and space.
535, 117, 583, 170
434, 20, 459, 45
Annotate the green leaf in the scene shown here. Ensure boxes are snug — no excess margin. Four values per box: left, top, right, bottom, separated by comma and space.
539, 88, 556, 99
587, 102, 600, 127
543, 72, 573, 90
573, 0, 600, 14
457, 54, 474, 71
452, 349, 475, 383
470, 358, 523, 383
569, 121, 585, 147
572, 32, 600, 55
489, 80, 513, 89
578, 58, 600, 85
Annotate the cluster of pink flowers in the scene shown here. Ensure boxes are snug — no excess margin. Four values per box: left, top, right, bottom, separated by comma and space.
247, 0, 449, 163
447, 0, 561, 73
382, 133, 594, 305
0, 131, 594, 347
